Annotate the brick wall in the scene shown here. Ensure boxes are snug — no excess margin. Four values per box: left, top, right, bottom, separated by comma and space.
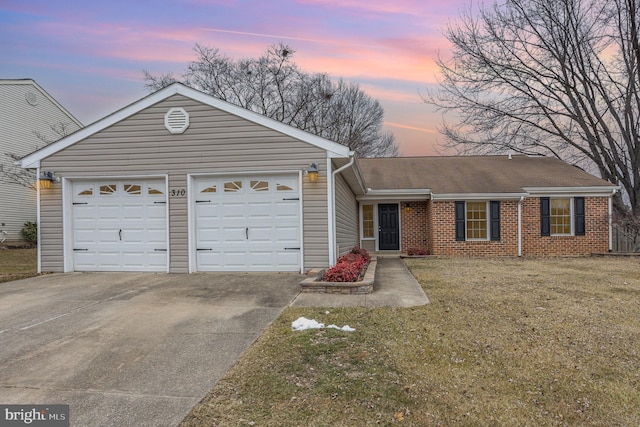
400, 201, 429, 253
422, 197, 609, 257
521, 197, 609, 255
430, 200, 520, 256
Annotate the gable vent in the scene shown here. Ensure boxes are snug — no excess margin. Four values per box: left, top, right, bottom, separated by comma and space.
164, 107, 190, 134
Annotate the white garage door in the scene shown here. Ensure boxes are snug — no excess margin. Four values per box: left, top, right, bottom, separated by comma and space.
72, 179, 168, 272
194, 175, 301, 271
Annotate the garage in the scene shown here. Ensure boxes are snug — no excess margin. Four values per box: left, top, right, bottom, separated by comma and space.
71, 179, 168, 272
22, 84, 354, 274
193, 174, 301, 271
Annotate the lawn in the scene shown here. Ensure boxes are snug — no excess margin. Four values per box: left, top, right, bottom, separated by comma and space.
182, 257, 640, 427
0, 248, 37, 283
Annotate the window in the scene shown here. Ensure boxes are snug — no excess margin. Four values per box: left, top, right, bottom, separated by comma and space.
99, 184, 116, 195
200, 185, 217, 193
224, 180, 242, 193
551, 198, 571, 235
540, 197, 585, 236
466, 202, 487, 239
455, 201, 500, 241
148, 186, 164, 195
250, 180, 269, 192
362, 205, 374, 238
77, 187, 93, 196
276, 182, 294, 192
124, 184, 141, 195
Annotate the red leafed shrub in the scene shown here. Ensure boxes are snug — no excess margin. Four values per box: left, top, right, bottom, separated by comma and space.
338, 253, 366, 270
323, 247, 370, 282
406, 248, 430, 256
350, 246, 370, 262
323, 262, 360, 282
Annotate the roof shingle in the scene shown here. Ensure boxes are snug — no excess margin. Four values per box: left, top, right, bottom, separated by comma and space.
358, 155, 614, 194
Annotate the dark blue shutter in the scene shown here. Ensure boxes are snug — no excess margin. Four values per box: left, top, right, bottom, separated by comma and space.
490, 201, 501, 241
455, 201, 465, 241
540, 197, 551, 236
574, 197, 585, 236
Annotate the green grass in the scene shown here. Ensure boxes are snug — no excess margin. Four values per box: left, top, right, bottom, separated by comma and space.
0, 248, 37, 283
182, 257, 640, 426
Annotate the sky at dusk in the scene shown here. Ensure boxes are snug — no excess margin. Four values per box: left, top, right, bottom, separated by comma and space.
1, 0, 471, 156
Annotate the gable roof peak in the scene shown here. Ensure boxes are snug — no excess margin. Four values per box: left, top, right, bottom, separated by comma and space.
21, 82, 349, 168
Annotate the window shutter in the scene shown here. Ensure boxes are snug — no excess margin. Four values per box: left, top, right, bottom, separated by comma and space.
455, 201, 465, 241
540, 197, 551, 236
574, 197, 585, 236
490, 201, 501, 241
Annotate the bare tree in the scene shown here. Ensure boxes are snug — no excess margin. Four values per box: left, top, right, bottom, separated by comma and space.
426, 0, 640, 216
145, 43, 397, 158
0, 122, 73, 189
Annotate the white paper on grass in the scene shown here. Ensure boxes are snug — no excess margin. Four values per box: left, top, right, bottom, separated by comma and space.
291, 317, 355, 332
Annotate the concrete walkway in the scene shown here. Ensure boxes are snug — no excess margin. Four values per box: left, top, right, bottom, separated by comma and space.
291, 257, 429, 307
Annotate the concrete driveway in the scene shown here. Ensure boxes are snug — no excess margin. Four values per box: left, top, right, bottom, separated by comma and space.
0, 271, 303, 426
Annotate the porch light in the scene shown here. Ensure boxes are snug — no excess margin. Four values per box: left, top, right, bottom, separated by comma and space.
305, 163, 319, 182
39, 171, 56, 189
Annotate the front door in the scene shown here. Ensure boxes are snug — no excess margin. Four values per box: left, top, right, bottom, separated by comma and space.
378, 204, 399, 250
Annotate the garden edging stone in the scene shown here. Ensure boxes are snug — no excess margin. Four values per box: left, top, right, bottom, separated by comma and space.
300, 257, 377, 294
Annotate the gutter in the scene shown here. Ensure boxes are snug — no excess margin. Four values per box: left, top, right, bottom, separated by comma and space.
328, 152, 356, 265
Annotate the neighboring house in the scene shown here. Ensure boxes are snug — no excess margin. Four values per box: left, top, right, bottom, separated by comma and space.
0, 79, 82, 244
20, 83, 618, 273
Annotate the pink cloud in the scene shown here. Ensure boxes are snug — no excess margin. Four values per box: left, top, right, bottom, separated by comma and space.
296, 0, 431, 17
385, 121, 437, 134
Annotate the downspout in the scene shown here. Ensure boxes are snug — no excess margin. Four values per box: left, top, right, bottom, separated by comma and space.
329, 152, 356, 265
517, 196, 524, 257
36, 167, 42, 273
609, 189, 617, 252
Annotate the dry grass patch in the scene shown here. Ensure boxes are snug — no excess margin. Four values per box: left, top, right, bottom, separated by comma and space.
0, 248, 37, 283
182, 257, 640, 426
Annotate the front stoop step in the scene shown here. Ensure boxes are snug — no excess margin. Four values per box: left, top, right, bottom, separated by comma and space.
299, 258, 377, 295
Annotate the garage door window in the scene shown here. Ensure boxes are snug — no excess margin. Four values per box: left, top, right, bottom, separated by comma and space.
224, 180, 243, 193
125, 184, 142, 195
251, 180, 269, 192
77, 186, 93, 196
200, 185, 217, 193
100, 184, 116, 195
276, 181, 295, 192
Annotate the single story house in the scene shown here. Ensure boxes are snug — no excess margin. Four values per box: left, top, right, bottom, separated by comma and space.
1, 79, 82, 244
20, 83, 618, 274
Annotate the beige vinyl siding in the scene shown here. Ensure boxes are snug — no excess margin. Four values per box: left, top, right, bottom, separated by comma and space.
334, 171, 358, 257
0, 81, 81, 242
39, 185, 64, 271
39, 94, 328, 272
169, 174, 189, 272
302, 173, 330, 269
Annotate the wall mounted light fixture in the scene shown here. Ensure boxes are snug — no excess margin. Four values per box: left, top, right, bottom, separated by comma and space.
305, 163, 319, 182
39, 171, 57, 189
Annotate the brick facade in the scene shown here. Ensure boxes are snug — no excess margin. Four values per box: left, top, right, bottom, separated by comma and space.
400, 201, 429, 253
520, 197, 609, 256
395, 196, 609, 257
428, 200, 519, 256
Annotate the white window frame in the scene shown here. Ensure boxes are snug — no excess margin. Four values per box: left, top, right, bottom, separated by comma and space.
465, 201, 489, 241
550, 197, 574, 236
360, 204, 376, 240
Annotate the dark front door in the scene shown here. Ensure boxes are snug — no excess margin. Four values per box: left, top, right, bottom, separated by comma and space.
378, 204, 399, 250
